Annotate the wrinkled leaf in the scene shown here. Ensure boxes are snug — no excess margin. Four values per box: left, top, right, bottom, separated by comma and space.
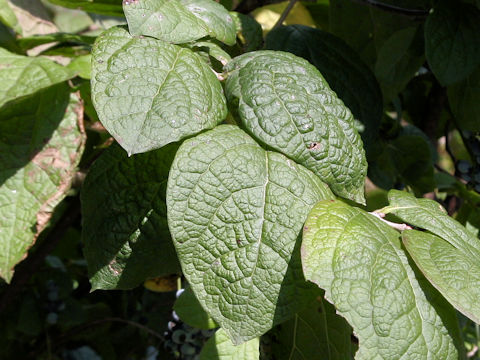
225, 50, 367, 204
271, 296, 353, 360
302, 200, 463, 359
425, 0, 480, 85
199, 328, 259, 360
265, 25, 383, 158
448, 66, 480, 132
174, 286, 218, 329
124, 0, 236, 45
383, 190, 480, 254
46, 0, 124, 17
0, 48, 76, 108
167, 125, 334, 344
402, 230, 480, 325
82, 142, 181, 290
0, 0, 21, 34
0, 83, 85, 282
91, 26, 227, 155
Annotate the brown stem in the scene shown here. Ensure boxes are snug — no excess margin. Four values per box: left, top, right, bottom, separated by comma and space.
272, 0, 298, 29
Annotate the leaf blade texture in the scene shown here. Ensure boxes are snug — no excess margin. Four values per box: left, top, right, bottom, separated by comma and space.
425, 0, 480, 85
0, 84, 85, 282
81, 142, 181, 290
124, 0, 236, 45
199, 328, 259, 360
91, 26, 227, 155
0, 48, 76, 109
167, 125, 334, 344
302, 200, 463, 359
265, 25, 383, 159
225, 50, 367, 204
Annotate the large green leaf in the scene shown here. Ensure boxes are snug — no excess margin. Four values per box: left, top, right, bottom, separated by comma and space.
0, 83, 85, 282
167, 125, 334, 344
265, 25, 382, 159
91, 26, 227, 155
0, 48, 76, 109
81, 143, 181, 290
46, 0, 124, 17
302, 200, 463, 359
199, 329, 259, 360
448, 66, 480, 132
425, 0, 480, 86
124, 0, 236, 45
174, 286, 218, 329
271, 296, 353, 360
224, 51, 367, 204
402, 230, 480, 325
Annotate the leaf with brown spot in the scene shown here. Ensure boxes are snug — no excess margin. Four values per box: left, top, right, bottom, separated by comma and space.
0, 83, 85, 283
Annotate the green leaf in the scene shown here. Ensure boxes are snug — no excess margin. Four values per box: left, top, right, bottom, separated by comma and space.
374, 26, 425, 102
167, 125, 334, 344
265, 25, 383, 158
199, 328, 259, 360
91, 26, 227, 155
230, 12, 263, 53
174, 286, 218, 329
46, 0, 124, 17
425, 0, 480, 86
124, 0, 236, 45
68, 54, 91, 80
271, 296, 353, 360
225, 51, 367, 204
0, 0, 21, 35
81, 142, 181, 290
302, 200, 463, 359
368, 125, 436, 194
0, 48, 76, 109
383, 190, 480, 254
17, 33, 95, 52
402, 230, 480, 325
448, 66, 480, 132
0, 83, 85, 282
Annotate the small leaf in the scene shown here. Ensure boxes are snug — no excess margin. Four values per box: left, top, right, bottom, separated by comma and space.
0, 0, 21, 34
0, 84, 85, 282
82, 143, 181, 290
265, 25, 383, 158
67, 54, 91, 80
17, 33, 95, 52
124, 0, 236, 45
448, 66, 480, 132
46, 0, 124, 17
167, 125, 334, 344
91, 26, 227, 155
0, 48, 76, 108
425, 0, 480, 85
271, 296, 353, 360
225, 51, 367, 204
199, 328, 259, 360
384, 190, 480, 254
174, 286, 218, 329
402, 230, 480, 325
302, 200, 463, 359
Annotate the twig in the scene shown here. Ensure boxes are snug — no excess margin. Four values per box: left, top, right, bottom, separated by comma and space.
444, 120, 456, 165
369, 212, 412, 231
272, 0, 298, 29
0, 197, 80, 314
350, 0, 429, 18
